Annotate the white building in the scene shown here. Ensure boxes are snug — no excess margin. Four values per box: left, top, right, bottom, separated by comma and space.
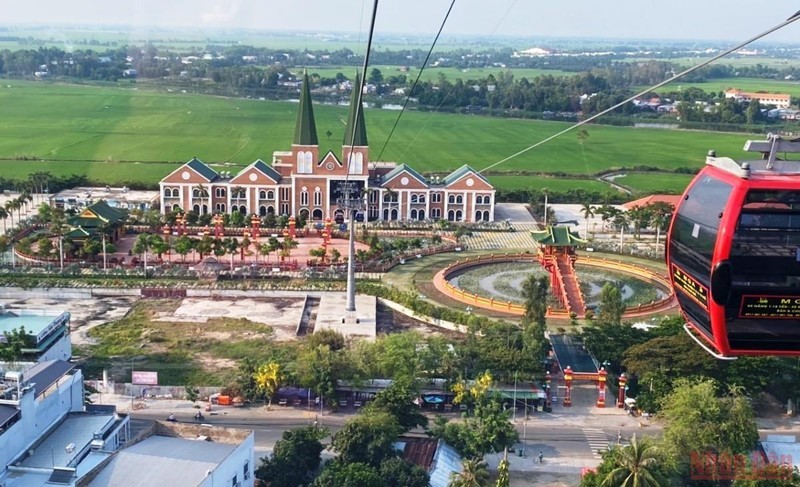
50, 187, 159, 212
0, 305, 72, 362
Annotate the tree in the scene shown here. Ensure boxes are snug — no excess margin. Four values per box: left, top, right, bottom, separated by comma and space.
597, 283, 624, 325
257, 425, 327, 486
449, 457, 490, 487
330, 411, 403, 466
495, 451, 510, 487
368, 68, 383, 85
379, 457, 429, 487
314, 461, 381, 487
195, 236, 213, 259
223, 237, 239, 270
365, 376, 428, 431
254, 362, 282, 407
0, 326, 29, 362
149, 235, 171, 259
580, 323, 649, 374
330, 248, 341, 264
186, 386, 199, 404
132, 233, 153, 270
432, 372, 518, 458
521, 275, 549, 362
581, 202, 595, 238
37, 237, 54, 258
600, 435, 668, 487
174, 235, 194, 262
660, 380, 759, 482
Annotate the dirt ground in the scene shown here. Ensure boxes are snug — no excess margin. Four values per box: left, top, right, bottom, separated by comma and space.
154, 296, 305, 341
511, 471, 580, 486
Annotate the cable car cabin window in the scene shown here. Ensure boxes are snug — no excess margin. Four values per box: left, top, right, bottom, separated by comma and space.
669, 175, 732, 336
727, 190, 800, 351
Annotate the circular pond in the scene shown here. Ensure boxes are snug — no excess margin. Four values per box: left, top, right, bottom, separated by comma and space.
447, 261, 667, 308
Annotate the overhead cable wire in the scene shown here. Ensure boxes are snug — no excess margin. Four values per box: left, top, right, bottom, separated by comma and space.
374, 0, 457, 163
478, 9, 800, 174
394, 0, 518, 164
344, 0, 380, 183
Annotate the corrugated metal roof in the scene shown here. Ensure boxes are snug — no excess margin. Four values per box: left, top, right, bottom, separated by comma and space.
87, 435, 237, 487
0, 404, 18, 429
21, 413, 114, 468
186, 157, 220, 182
428, 442, 462, 487
252, 159, 282, 182
27, 360, 75, 396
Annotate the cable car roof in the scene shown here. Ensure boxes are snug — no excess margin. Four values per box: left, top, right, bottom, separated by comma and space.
706, 135, 800, 179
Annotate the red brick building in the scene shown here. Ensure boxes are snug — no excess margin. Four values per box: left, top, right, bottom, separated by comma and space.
159, 72, 495, 223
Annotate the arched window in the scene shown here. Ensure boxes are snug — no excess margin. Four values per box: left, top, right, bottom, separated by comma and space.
259, 190, 267, 200
349, 152, 363, 174
476, 195, 483, 205
448, 195, 455, 204
418, 209, 425, 220
193, 204, 200, 213
267, 190, 275, 200
193, 188, 200, 198
475, 210, 482, 221
259, 206, 267, 216
432, 208, 440, 218
456, 210, 463, 221
418, 194, 426, 203
301, 191, 309, 206
172, 204, 181, 212
163, 188, 171, 197
483, 211, 490, 221
456, 195, 463, 205
314, 188, 322, 206
173, 188, 181, 198
410, 209, 418, 219
448, 210, 455, 221
410, 194, 418, 204
305, 152, 313, 173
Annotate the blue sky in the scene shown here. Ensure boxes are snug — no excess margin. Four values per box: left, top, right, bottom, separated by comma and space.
3, 0, 800, 43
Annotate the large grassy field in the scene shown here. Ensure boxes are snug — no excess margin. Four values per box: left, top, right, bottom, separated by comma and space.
0, 80, 759, 192
610, 172, 695, 194
643, 77, 800, 97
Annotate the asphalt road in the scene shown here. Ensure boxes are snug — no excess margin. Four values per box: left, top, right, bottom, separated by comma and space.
131, 409, 642, 459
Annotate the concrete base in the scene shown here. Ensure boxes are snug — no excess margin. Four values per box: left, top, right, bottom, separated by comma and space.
315, 294, 376, 339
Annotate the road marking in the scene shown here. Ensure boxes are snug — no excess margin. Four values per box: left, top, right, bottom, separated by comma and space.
583, 427, 610, 458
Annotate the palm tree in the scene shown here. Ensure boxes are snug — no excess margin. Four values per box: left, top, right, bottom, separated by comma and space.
133, 233, 153, 269
601, 435, 666, 487
449, 458, 489, 487
0, 207, 7, 233
581, 202, 595, 238
223, 237, 239, 271
194, 184, 209, 215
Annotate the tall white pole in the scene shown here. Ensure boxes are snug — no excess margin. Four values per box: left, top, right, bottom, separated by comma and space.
59, 236, 64, 273
543, 193, 548, 227
102, 234, 107, 272
513, 372, 518, 423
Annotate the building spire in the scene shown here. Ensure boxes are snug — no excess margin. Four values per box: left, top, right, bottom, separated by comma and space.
294, 70, 318, 146
344, 71, 368, 146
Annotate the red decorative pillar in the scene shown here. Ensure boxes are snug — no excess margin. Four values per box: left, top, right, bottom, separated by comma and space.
597, 368, 608, 408
250, 214, 261, 241
213, 214, 223, 238
618, 373, 627, 409
241, 231, 250, 260
179, 213, 188, 236
545, 371, 552, 409
163, 225, 172, 261
563, 366, 573, 407
288, 216, 296, 239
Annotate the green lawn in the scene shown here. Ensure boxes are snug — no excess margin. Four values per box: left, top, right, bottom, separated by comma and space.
642, 77, 800, 97
0, 80, 758, 191
486, 175, 613, 193
611, 172, 694, 194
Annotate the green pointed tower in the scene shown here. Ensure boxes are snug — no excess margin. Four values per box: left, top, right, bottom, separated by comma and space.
294, 71, 319, 146
343, 72, 368, 147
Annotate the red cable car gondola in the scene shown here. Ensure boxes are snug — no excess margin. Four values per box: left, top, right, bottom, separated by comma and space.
667, 135, 800, 358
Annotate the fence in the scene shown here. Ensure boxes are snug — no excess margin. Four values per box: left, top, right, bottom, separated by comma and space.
435, 252, 675, 318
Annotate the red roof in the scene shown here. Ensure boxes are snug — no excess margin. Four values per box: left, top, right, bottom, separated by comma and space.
623, 194, 681, 210
401, 436, 439, 471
